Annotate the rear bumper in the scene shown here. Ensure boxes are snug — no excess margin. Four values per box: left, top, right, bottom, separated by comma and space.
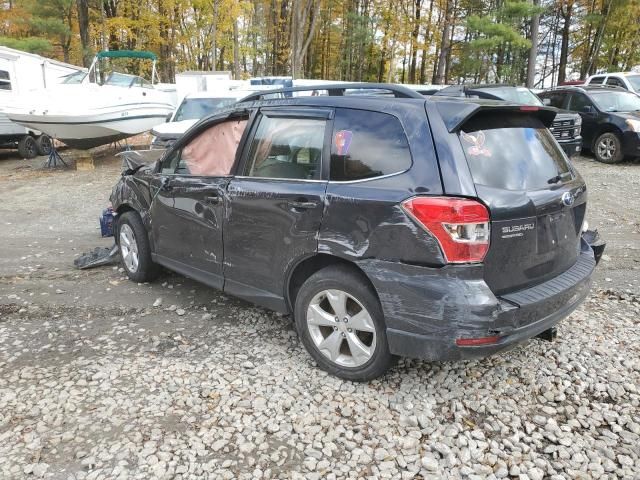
359, 238, 601, 362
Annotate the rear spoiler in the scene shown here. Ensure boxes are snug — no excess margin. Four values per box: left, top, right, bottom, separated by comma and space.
433, 100, 558, 132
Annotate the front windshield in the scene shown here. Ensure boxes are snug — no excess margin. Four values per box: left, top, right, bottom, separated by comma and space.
104, 72, 139, 87
625, 75, 640, 91
61, 72, 86, 84
591, 91, 640, 112
479, 87, 544, 106
174, 98, 238, 122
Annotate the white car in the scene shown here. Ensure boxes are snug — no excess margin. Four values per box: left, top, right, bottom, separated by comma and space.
151, 89, 254, 149
585, 72, 640, 94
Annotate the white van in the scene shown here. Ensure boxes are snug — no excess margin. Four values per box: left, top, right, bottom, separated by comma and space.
150, 89, 257, 149
0, 46, 84, 158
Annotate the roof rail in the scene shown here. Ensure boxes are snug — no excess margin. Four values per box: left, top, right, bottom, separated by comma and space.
238, 82, 425, 102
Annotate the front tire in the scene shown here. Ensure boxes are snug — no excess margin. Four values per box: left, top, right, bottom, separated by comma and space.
17, 135, 38, 159
594, 132, 624, 164
294, 265, 395, 381
117, 211, 160, 283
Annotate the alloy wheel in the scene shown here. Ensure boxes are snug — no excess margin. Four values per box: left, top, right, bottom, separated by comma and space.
306, 289, 377, 368
597, 137, 616, 161
119, 224, 139, 273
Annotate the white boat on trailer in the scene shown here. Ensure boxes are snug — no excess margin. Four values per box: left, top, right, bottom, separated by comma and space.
4, 50, 176, 150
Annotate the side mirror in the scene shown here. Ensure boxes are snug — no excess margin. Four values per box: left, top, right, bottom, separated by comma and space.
542, 98, 551, 106
166, 112, 173, 123
581, 105, 593, 113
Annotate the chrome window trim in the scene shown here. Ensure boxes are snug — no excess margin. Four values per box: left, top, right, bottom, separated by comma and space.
327, 169, 408, 184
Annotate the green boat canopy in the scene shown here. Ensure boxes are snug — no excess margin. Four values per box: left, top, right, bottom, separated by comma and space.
96, 50, 157, 61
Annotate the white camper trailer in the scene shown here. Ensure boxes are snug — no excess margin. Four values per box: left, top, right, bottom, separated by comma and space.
0, 46, 84, 158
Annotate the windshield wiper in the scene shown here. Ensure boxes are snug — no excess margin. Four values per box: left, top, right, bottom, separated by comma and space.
547, 172, 572, 184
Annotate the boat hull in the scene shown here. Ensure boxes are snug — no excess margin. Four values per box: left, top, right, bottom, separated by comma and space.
3, 83, 176, 150
7, 104, 173, 149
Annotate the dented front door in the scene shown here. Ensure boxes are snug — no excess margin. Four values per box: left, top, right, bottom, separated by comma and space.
154, 175, 228, 289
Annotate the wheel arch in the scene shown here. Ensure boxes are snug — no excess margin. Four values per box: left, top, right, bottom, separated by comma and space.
285, 253, 381, 313
592, 124, 624, 150
113, 204, 142, 244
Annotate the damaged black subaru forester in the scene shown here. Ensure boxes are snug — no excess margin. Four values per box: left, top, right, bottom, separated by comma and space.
110, 84, 605, 381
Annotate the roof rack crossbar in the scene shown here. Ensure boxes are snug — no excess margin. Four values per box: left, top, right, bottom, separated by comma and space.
237, 83, 425, 102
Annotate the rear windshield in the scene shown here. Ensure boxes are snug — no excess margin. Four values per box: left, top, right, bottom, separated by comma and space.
459, 113, 572, 191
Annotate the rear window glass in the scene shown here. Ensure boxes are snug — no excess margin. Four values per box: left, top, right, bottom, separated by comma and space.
330, 108, 411, 181
459, 113, 572, 191
589, 76, 605, 85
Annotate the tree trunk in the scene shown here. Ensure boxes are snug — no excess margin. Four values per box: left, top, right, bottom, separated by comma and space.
526, 0, 540, 87
435, 0, 453, 84
233, 19, 240, 79
76, 0, 91, 67
290, 0, 321, 78
558, 1, 573, 84
419, 0, 435, 84
212, 0, 218, 71
409, 0, 423, 83
585, 0, 612, 76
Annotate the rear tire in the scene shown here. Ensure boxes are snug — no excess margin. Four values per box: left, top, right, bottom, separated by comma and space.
593, 132, 624, 164
294, 265, 395, 381
17, 135, 38, 159
35, 135, 53, 156
117, 211, 160, 283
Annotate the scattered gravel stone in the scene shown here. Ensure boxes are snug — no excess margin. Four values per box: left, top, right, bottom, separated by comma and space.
0, 156, 638, 478
421, 454, 439, 471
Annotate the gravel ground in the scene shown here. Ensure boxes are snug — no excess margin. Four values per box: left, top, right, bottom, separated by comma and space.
0, 151, 639, 479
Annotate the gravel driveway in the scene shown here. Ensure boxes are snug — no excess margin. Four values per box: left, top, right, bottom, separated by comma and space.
0, 152, 639, 479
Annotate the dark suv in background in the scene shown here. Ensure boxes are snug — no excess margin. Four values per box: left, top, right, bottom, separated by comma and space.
539, 85, 640, 163
111, 84, 603, 380
435, 84, 583, 157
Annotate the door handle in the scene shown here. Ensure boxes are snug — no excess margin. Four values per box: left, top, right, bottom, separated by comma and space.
205, 195, 220, 205
287, 200, 318, 209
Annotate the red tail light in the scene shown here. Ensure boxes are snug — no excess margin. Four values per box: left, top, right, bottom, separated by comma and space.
456, 336, 500, 346
401, 196, 490, 263
519, 106, 539, 111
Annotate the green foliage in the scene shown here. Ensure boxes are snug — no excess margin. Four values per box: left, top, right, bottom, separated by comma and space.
0, 0, 637, 85
0, 36, 53, 55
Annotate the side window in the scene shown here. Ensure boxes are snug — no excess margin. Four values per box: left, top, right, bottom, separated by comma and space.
0, 70, 11, 91
330, 108, 412, 181
177, 118, 248, 176
590, 76, 605, 85
160, 149, 181, 174
568, 93, 593, 112
606, 77, 626, 89
243, 115, 325, 180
